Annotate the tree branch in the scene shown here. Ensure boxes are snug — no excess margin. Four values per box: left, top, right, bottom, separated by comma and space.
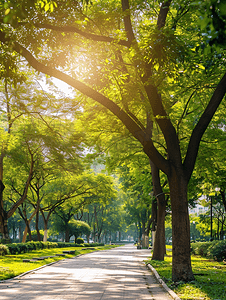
121, 0, 135, 43
184, 72, 226, 181
142, 1, 182, 169
0, 29, 170, 175
157, 1, 172, 29
7, 154, 34, 219
31, 22, 131, 47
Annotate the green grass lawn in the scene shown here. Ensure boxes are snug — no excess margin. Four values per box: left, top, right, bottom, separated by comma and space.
0, 245, 118, 281
147, 248, 226, 300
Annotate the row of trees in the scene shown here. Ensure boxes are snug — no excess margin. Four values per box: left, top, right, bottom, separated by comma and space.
0, 0, 226, 282
0, 74, 119, 243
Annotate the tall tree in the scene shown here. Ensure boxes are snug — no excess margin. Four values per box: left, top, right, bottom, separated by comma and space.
1, 0, 226, 281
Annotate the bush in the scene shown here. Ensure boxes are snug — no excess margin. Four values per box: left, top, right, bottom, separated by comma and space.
84, 242, 104, 247
76, 238, 84, 244
191, 240, 226, 261
56, 242, 76, 248
7, 241, 58, 254
0, 244, 9, 256
190, 242, 212, 257
5, 241, 103, 255
7, 243, 19, 254
207, 240, 226, 261
0, 238, 11, 244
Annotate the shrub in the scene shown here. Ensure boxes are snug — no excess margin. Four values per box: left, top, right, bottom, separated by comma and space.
207, 240, 226, 261
5, 241, 103, 255
0, 244, 9, 256
76, 238, 84, 244
191, 240, 226, 261
42, 241, 58, 249
56, 242, 76, 248
190, 242, 212, 257
84, 242, 104, 247
0, 238, 11, 244
7, 241, 58, 254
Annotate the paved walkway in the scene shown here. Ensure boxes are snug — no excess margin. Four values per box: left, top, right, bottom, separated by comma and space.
0, 244, 173, 300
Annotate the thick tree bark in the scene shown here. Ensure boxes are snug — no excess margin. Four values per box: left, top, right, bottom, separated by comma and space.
152, 197, 166, 260
169, 168, 194, 282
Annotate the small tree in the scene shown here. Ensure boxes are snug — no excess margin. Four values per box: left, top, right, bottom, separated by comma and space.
69, 220, 91, 243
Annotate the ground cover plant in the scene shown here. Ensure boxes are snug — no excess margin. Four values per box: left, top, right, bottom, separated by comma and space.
147, 248, 226, 300
0, 245, 119, 281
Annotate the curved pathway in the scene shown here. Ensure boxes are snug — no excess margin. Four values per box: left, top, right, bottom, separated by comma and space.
0, 244, 173, 299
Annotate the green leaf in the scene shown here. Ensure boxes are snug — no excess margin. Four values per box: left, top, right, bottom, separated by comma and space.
5, 8, 10, 15
44, 3, 50, 11
50, 3, 54, 12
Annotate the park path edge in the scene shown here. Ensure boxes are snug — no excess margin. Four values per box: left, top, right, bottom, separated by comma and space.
147, 263, 181, 300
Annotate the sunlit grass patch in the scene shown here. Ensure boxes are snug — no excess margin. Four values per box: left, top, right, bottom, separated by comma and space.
0, 266, 15, 280
147, 253, 226, 300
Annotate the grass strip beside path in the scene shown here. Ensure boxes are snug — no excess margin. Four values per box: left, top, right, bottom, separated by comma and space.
146, 249, 226, 300
0, 244, 119, 281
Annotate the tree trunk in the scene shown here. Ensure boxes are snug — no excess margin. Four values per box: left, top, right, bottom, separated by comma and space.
220, 190, 226, 212
22, 220, 32, 242
43, 220, 48, 242
0, 180, 9, 240
169, 169, 194, 282
22, 227, 28, 243
0, 216, 9, 240
35, 210, 41, 241
150, 161, 166, 261
19, 225, 22, 242
12, 223, 16, 240
141, 221, 147, 248
21, 206, 39, 243
152, 194, 166, 260
74, 235, 78, 243
142, 232, 149, 248
65, 227, 70, 242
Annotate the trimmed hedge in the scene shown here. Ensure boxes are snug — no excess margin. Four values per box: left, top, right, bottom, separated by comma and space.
56, 242, 83, 248
191, 240, 226, 261
7, 241, 58, 255
1, 241, 105, 255
57, 242, 104, 248
85, 242, 104, 247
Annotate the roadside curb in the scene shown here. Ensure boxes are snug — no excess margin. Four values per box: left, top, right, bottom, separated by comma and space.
147, 263, 181, 300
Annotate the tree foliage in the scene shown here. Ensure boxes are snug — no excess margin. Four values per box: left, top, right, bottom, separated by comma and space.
0, 0, 226, 281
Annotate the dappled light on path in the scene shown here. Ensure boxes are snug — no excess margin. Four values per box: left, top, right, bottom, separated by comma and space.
0, 245, 172, 300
